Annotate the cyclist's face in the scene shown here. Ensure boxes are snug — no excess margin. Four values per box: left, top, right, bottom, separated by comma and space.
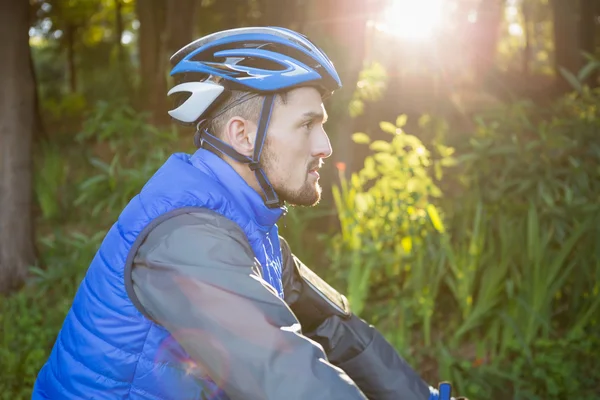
261, 87, 332, 206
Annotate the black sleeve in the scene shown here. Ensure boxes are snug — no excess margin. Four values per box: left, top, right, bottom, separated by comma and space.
129, 209, 368, 400
280, 236, 435, 400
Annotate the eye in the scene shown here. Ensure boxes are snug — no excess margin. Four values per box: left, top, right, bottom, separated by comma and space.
302, 121, 314, 131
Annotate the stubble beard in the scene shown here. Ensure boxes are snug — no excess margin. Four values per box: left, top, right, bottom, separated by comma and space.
260, 146, 322, 207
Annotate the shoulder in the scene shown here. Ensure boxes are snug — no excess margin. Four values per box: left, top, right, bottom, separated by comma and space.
137, 208, 255, 265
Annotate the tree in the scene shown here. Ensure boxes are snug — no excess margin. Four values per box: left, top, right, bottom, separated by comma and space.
0, 0, 37, 294
551, 0, 582, 91
165, 0, 198, 56
32, 0, 101, 93
470, 0, 504, 83
579, 0, 600, 87
305, 0, 370, 173
136, 0, 168, 123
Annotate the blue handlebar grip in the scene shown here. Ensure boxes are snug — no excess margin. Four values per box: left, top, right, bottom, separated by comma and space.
438, 382, 452, 400
428, 381, 453, 400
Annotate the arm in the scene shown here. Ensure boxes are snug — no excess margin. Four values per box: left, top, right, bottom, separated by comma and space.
279, 236, 443, 400
129, 209, 368, 400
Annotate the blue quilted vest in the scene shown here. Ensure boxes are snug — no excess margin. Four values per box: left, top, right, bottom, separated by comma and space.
32, 149, 285, 399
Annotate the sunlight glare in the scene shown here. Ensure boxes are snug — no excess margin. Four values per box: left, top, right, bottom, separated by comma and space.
122, 31, 134, 45
506, 6, 518, 17
377, 0, 445, 40
508, 23, 523, 36
467, 10, 477, 23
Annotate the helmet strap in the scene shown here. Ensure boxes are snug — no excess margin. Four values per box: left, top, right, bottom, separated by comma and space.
196, 94, 283, 209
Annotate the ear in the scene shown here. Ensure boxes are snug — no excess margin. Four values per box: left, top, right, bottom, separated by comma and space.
223, 117, 257, 157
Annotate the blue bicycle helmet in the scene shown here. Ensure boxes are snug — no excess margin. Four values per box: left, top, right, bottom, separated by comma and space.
167, 26, 342, 209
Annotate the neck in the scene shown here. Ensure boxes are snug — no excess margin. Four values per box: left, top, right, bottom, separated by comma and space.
220, 154, 265, 197
190, 148, 285, 226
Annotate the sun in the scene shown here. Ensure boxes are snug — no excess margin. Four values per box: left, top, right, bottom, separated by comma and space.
376, 0, 445, 40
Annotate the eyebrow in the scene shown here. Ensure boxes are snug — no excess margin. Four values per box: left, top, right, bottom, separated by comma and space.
300, 110, 328, 124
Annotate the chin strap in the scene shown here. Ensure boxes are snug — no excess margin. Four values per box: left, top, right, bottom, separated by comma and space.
195, 94, 283, 209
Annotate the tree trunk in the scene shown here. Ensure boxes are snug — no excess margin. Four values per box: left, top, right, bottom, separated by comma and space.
65, 23, 77, 92
0, 0, 37, 295
29, 47, 46, 142
551, 0, 581, 91
27, 0, 46, 142
260, 0, 300, 28
293, 0, 309, 33
114, 0, 133, 97
302, 0, 368, 234
136, 0, 168, 123
470, 0, 504, 84
115, 0, 125, 67
522, 0, 532, 76
579, 0, 599, 87
306, 0, 368, 174
165, 0, 198, 56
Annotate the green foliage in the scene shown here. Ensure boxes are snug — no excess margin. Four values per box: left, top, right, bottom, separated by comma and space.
0, 229, 102, 399
331, 114, 451, 331
42, 92, 88, 129
496, 0, 555, 75
330, 88, 600, 398
0, 100, 181, 398
74, 100, 181, 220
278, 206, 337, 267
559, 52, 600, 93
507, 331, 600, 399
33, 141, 69, 221
445, 88, 600, 397
348, 62, 388, 118
31, 42, 68, 102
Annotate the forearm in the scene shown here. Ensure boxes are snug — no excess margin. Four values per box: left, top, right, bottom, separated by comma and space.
279, 236, 437, 400
306, 314, 434, 400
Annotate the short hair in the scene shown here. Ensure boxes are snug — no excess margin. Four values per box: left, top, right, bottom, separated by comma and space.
206, 89, 288, 138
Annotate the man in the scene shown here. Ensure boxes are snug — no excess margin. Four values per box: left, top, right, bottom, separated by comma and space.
33, 27, 460, 399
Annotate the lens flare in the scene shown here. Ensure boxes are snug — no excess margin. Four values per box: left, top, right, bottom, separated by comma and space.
376, 0, 445, 40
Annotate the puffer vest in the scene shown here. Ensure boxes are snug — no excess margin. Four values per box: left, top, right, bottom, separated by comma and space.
32, 149, 285, 399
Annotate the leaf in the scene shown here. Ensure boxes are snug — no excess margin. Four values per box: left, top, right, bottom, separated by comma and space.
558, 66, 583, 93
427, 204, 445, 233
78, 174, 106, 190
418, 114, 431, 128
379, 121, 397, 135
352, 132, 371, 144
577, 60, 600, 82
373, 152, 398, 168
401, 236, 412, 253
370, 140, 393, 153
396, 114, 408, 128
440, 157, 458, 167
434, 161, 443, 181
349, 99, 364, 118
88, 157, 110, 173
362, 156, 378, 180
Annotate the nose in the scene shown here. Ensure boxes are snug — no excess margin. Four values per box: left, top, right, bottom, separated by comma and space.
312, 128, 333, 159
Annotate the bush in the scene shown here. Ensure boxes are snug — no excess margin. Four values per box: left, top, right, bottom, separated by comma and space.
0, 230, 103, 399
73, 100, 182, 220
329, 88, 600, 398
0, 101, 182, 398
330, 115, 453, 349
